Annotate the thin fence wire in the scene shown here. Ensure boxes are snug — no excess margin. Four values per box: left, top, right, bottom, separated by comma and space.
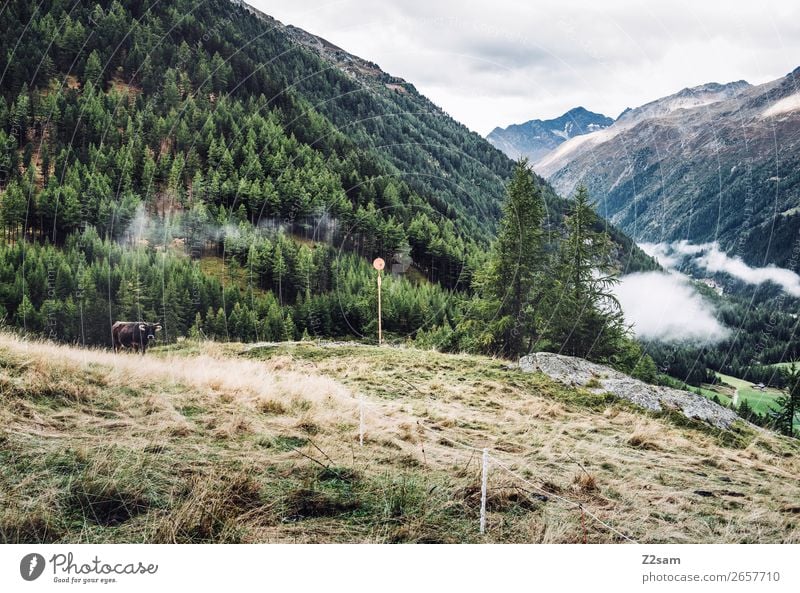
490, 457, 639, 543
351, 391, 640, 543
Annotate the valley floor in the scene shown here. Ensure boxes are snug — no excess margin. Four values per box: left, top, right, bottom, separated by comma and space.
0, 333, 798, 543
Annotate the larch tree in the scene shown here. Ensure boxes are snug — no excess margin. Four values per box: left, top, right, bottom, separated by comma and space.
542, 185, 626, 361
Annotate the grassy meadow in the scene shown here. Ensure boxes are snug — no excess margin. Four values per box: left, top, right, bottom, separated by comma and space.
1, 334, 799, 544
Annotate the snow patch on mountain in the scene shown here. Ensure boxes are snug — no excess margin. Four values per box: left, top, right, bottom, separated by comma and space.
535, 126, 621, 175
762, 92, 800, 118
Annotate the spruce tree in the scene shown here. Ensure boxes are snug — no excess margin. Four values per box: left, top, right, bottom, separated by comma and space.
468, 158, 545, 357
774, 364, 800, 437
83, 50, 104, 88
272, 242, 287, 305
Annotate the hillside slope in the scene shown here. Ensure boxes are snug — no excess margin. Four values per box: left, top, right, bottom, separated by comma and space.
230, 0, 512, 238
1, 333, 798, 544
536, 72, 800, 267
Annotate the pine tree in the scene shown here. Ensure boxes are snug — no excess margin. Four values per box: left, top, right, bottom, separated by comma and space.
11, 85, 30, 140
283, 313, 296, 341
15, 294, 40, 332
228, 302, 243, 341
272, 242, 287, 305
213, 306, 228, 341
162, 68, 181, 111
190, 312, 204, 339
118, 274, 144, 320
83, 50, 104, 88
737, 398, 754, 421
466, 159, 546, 356
1, 181, 27, 240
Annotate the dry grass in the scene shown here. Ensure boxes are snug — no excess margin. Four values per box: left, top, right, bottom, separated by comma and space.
627, 423, 662, 450
1, 333, 799, 543
571, 472, 598, 494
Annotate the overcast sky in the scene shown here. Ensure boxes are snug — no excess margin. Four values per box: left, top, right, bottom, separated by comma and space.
248, 0, 800, 136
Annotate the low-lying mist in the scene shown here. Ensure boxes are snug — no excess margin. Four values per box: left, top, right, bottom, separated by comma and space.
121, 204, 340, 250
614, 271, 729, 344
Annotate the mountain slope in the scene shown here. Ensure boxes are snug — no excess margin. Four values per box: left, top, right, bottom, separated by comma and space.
488, 107, 613, 162
227, 1, 655, 273
0, 0, 657, 350
535, 72, 800, 267
231, 0, 512, 238
2, 334, 798, 543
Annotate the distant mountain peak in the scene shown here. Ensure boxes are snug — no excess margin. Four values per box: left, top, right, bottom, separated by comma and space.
487, 107, 613, 161
614, 79, 752, 127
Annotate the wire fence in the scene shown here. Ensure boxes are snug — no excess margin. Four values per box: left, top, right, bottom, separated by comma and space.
352, 388, 639, 544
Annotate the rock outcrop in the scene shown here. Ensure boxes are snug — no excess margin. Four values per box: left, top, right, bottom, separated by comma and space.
519, 352, 740, 429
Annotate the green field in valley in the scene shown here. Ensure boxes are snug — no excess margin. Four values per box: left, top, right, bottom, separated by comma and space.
696, 385, 732, 407
714, 372, 783, 417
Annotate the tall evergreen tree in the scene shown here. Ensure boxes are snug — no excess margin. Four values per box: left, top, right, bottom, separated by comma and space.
774, 364, 800, 437
83, 50, 104, 88
465, 159, 546, 356
541, 186, 626, 361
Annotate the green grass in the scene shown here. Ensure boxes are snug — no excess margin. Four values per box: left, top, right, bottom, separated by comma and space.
715, 372, 752, 391
199, 255, 267, 295
715, 372, 784, 417
714, 367, 798, 431
697, 385, 732, 406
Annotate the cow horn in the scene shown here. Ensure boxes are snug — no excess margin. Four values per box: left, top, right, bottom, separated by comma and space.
155, 324, 162, 331
139, 324, 146, 331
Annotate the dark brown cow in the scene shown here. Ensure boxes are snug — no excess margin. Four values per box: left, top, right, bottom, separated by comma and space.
112, 321, 162, 354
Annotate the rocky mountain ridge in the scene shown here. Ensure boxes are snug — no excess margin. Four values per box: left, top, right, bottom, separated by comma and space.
487, 106, 613, 162
534, 70, 800, 267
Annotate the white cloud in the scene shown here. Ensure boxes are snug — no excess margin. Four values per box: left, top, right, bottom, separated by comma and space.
671, 240, 710, 257
614, 272, 729, 344
761, 91, 800, 118
642, 241, 800, 296
697, 248, 800, 296
639, 242, 681, 268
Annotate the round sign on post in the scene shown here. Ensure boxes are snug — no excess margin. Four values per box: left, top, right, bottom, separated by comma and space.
373, 258, 385, 345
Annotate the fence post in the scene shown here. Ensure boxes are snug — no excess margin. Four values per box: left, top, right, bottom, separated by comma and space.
359, 394, 364, 447
480, 447, 489, 534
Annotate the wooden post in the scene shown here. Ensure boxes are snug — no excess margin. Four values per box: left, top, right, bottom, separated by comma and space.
359, 394, 364, 447
373, 258, 385, 346
377, 270, 382, 346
